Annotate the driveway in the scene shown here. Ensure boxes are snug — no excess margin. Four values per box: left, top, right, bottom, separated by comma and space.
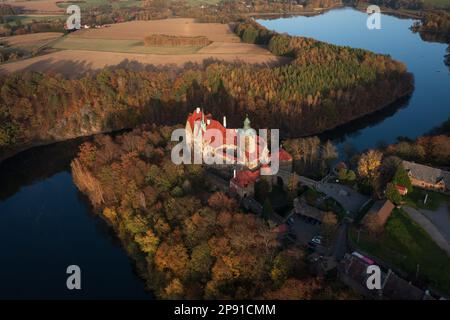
332, 219, 349, 261
421, 204, 450, 245
298, 175, 369, 215
403, 206, 450, 257
316, 183, 369, 215
290, 214, 320, 245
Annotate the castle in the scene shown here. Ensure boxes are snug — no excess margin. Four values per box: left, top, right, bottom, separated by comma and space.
185, 107, 293, 198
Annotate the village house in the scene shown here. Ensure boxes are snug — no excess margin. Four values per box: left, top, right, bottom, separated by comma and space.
363, 200, 395, 227
395, 184, 408, 196
338, 253, 435, 300
402, 160, 450, 194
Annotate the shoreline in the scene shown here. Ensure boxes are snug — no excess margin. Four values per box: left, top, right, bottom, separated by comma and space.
0, 87, 413, 166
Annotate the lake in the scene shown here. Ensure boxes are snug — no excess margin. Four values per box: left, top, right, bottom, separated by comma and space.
0, 7, 449, 299
258, 7, 450, 152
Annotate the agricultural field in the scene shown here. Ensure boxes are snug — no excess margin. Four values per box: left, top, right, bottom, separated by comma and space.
70, 19, 241, 43
187, 0, 221, 5
4, 0, 142, 12
0, 14, 65, 27
0, 18, 287, 76
0, 48, 288, 77
55, 0, 143, 10
4, 0, 64, 13
52, 37, 204, 54
0, 31, 63, 50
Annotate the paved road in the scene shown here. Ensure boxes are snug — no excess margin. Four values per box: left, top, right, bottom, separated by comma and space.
290, 214, 320, 245
298, 175, 369, 215
403, 206, 450, 257
332, 219, 349, 261
422, 204, 450, 244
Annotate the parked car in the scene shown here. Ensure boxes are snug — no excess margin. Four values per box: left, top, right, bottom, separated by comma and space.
286, 217, 295, 225
311, 236, 322, 245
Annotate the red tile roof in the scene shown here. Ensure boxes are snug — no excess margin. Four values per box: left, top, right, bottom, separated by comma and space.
395, 184, 408, 195
270, 148, 292, 162
273, 223, 289, 234
231, 169, 261, 188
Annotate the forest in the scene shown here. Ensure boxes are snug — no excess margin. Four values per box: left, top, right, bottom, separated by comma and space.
70, 125, 357, 299
384, 133, 450, 167
411, 10, 450, 43
0, 20, 414, 158
0, 0, 343, 36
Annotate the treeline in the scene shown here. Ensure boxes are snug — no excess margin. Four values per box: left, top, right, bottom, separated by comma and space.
0, 21, 413, 157
283, 136, 338, 178
70, 126, 356, 299
143, 34, 212, 47
0, 4, 18, 18
0, 17, 65, 37
0, 42, 27, 63
411, 10, 450, 43
384, 135, 450, 167
344, 0, 424, 10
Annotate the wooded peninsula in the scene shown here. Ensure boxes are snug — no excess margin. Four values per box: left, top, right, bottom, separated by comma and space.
0, 20, 413, 159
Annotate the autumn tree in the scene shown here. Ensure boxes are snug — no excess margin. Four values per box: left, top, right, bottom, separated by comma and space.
358, 150, 383, 181
155, 241, 189, 279
162, 278, 184, 299
386, 182, 402, 205
134, 229, 159, 256
264, 278, 320, 300
393, 165, 412, 193
207, 192, 236, 211
363, 213, 383, 234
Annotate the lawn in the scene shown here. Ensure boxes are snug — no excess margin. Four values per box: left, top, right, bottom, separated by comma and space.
52, 37, 204, 54
349, 208, 450, 295
405, 188, 450, 211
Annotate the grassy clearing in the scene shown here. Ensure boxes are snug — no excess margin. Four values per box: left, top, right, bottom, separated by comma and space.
405, 188, 450, 211
349, 208, 450, 295
52, 37, 204, 54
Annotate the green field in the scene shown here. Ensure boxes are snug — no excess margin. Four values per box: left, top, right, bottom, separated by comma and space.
57, 0, 142, 10
1, 14, 65, 27
405, 188, 450, 211
349, 208, 450, 295
52, 37, 204, 54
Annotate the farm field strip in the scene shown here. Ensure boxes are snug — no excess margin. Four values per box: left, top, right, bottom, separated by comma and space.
4, 0, 64, 13
70, 19, 241, 43
0, 49, 290, 77
0, 32, 64, 50
52, 37, 204, 54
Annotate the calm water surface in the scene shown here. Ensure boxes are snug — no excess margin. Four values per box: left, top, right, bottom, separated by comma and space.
258, 7, 450, 151
1, 8, 449, 299
0, 140, 150, 299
